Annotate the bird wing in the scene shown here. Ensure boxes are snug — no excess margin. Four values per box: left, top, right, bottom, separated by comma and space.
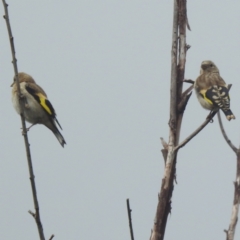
196, 73, 227, 105
25, 82, 63, 130
199, 88, 213, 105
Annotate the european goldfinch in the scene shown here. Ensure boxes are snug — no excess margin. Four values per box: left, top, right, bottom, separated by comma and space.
194, 60, 235, 121
11, 72, 66, 147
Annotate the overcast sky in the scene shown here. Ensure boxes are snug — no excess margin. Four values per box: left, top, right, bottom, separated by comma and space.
0, 1, 240, 240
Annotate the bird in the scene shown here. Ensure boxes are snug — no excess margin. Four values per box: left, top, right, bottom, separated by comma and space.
11, 72, 66, 147
194, 60, 235, 121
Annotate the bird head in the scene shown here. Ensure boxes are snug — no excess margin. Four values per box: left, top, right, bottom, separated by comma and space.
200, 60, 219, 73
11, 72, 35, 87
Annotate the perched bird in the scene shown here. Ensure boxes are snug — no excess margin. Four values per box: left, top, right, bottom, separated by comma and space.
194, 60, 235, 121
11, 72, 66, 147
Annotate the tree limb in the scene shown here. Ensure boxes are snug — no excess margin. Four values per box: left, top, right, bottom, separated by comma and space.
126, 199, 134, 240
217, 112, 237, 154
49, 235, 55, 240
216, 104, 240, 240
150, 1, 189, 240
2, 1, 46, 239
224, 151, 240, 240
175, 111, 217, 151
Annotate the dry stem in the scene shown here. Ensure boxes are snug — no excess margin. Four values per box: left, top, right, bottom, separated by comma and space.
217, 112, 240, 240
126, 199, 135, 240
2, 1, 46, 239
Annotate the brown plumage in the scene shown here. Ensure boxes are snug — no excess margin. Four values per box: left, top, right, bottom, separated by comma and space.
194, 60, 235, 121
11, 72, 66, 147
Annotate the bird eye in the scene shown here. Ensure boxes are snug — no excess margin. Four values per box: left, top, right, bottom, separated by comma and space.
210, 64, 213, 67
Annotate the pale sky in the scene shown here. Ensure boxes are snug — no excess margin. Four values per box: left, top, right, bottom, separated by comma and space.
0, 1, 240, 240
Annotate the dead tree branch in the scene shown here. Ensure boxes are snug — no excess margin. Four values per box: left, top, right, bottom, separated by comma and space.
217, 112, 237, 154
175, 110, 217, 151
150, 1, 190, 240
126, 199, 134, 240
2, 1, 46, 240
217, 112, 240, 240
183, 79, 195, 84
49, 235, 55, 240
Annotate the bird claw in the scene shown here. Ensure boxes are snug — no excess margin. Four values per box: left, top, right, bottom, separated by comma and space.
206, 116, 214, 123
20, 123, 36, 135
21, 128, 29, 135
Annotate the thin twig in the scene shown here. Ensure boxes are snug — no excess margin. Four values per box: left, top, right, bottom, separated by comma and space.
177, 91, 192, 114
28, 210, 36, 218
183, 79, 194, 84
175, 111, 217, 151
181, 84, 194, 96
224, 151, 240, 240
49, 235, 55, 240
160, 138, 168, 165
126, 199, 134, 240
216, 97, 240, 240
217, 112, 237, 153
2, 1, 46, 240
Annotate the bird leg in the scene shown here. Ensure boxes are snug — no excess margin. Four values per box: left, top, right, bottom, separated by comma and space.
206, 110, 218, 122
18, 94, 30, 109
26, 123, 37, 131
21, 123, 37, 135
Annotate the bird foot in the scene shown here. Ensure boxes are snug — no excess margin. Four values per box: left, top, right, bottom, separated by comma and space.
21, 123, 36, 135
21, 128, 29, 135
206, 113, 214, 122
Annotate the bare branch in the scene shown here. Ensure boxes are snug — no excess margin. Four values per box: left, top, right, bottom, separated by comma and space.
160, 138, 168, 150
225, 151, 240, 240
217, 112, 237, 153
161, 150, 168, 165
150, 1, 186, 240
160, 138, 168, 165
2, 1, 46, 239
185, 44, 191, 51
175, 111, 217, 151
49, 235, 55, 240
181, 84, 194, 96
126, 199, 134, 240
183, 79, 194, 84
216, 84, 240, 239
28, 210, 36, 218
177, 91, 192, 114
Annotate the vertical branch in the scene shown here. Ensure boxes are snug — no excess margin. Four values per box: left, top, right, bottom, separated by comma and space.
150, 1, 179, 240
217, 111, 237, 153
176, 0, 188, 144
225, 151, 240, 240
150, 1, 189, 240
126, 199, 135, 240
2, 1, 46, 240
218, 112, 240, 240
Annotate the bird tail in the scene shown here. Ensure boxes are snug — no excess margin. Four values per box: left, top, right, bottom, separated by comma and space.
52, 127, 66, 147
44, 117, 66, 147
206, 85, 236, 121
222, 109, 236, 121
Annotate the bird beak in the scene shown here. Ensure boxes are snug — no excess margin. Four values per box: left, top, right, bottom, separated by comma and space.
201, 64, 207, 70
10, 82, 14, 87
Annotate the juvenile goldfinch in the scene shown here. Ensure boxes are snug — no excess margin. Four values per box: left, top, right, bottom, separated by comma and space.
11, 72, 66, 147
194, 60, 235, 121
